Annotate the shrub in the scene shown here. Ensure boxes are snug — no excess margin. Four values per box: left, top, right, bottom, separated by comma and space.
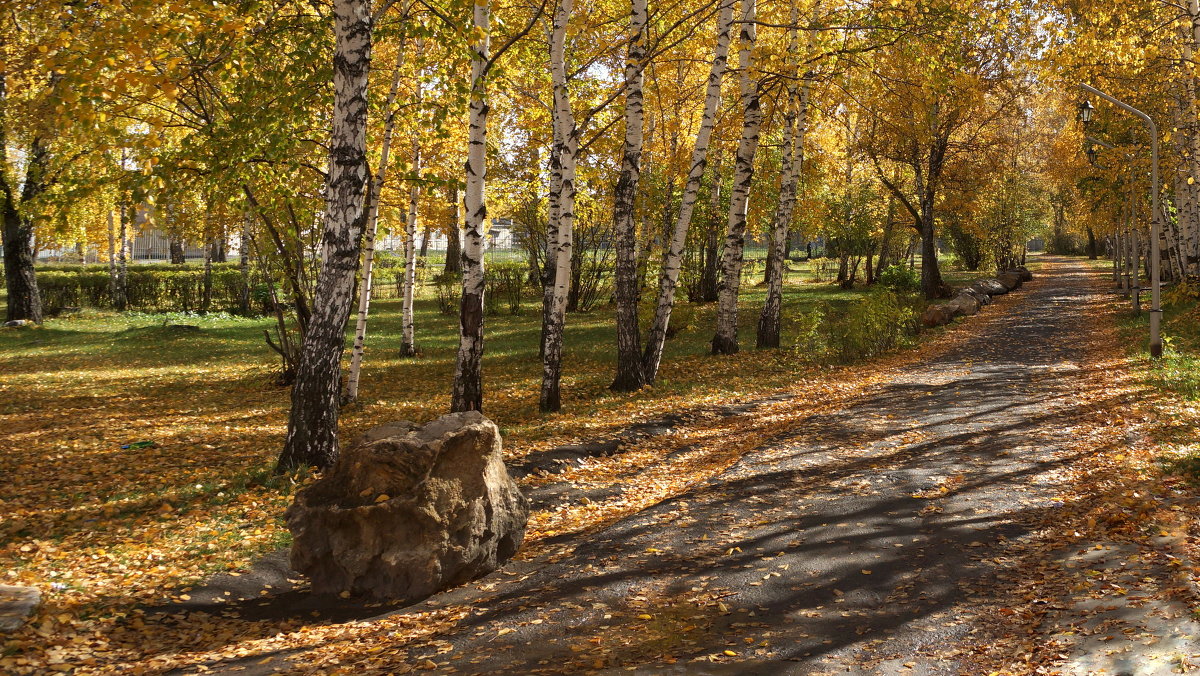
36, 264, 250, 313
793, 290, 923, 364
372, 250, 403, 269
433, 271, 462, 315
811, 258, 835, 283
486, 261, 526, 315
876, 264, 920, 293
637, 300, 694, 340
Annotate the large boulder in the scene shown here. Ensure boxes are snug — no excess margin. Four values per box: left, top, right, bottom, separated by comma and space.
996, 271, 1022, 291
971, 278, 1008, 296
1013, 266, 1034, 282
946, 291, 980, 317
963, 288, 991, 306
921, 304, 956, 328
286, 412, 529, 602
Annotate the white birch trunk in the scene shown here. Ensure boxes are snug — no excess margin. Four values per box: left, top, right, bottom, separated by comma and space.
117, 203, 128, 311
540, 106, 563, 359
1179, 3, 1200, 275
711, 0, 761, 355
641, 0, 735, 382
544, 0, 580, 413
756, 43, 807, 350
451, 0, 489, 413
278, 0, 371, 472
107, 206, 118, 305
345, 47, 406, 404
610, 0, 650, 392
400, 146, 421, 356
540, 0, 578, 413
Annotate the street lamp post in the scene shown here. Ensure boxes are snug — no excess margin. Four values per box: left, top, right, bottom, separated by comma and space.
1080, 83, 1162, 358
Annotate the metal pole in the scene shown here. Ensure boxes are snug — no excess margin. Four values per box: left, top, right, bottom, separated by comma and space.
1111, 234, 1119, 285
1117, 216, 1124, 292
1080, 83, 1163, 358
1133, 227, 1142, 313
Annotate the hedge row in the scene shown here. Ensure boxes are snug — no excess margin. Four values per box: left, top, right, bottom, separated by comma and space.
37, 266, 252, 313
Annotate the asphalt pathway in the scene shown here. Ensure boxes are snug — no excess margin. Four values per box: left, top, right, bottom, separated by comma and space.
189, 257, 1198, 675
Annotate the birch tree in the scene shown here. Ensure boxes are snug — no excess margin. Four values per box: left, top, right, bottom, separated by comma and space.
451, 0, 491, 413
757, 11, 807, 349
345, 48, 406, 404
640, 0, 735, 383
540, 0, 579, 413
400, 146, 422, 357
277, 0, 372, 472
711, 0, 761, 355
610, 0, 651, 392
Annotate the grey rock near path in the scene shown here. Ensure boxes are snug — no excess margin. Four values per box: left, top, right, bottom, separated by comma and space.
286, 411, 529, 602
0, 585, 41, 633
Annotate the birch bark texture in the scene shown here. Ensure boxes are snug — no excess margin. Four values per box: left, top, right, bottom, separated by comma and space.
400, 146, 421, 357
1174, 1, 1200, 275
641, 0, 735, 383
610, 0, 650, 392
451, 0, 490, 413
711, 0, 761, 355
757, 16, 807, 349
116, 203, 129, 312
345, 46, 406, 404
540, 0, 579, 413
277, 0, 372, 472
107, 207, 118, 304
444, 184, 463, 275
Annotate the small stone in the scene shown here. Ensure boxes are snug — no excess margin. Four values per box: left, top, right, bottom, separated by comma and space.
2, 319, 29, 328
0, 585, 42, 634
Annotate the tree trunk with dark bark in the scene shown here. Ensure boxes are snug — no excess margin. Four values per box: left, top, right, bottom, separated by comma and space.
610, 0, 650, 392
445, 185, 463, 275
711, 0, 761, 356
451, 1, 489, 413
277, 0, 372, 473
641, 0, 734, 382
3, 205, 42, 323
0, 130, 46, 324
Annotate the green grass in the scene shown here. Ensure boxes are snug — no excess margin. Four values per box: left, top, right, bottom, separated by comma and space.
1099, 258, 1200, 482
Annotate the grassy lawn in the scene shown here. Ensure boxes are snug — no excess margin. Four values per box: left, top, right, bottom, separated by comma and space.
0, 259, 910, 612
0, 251, 1033, 674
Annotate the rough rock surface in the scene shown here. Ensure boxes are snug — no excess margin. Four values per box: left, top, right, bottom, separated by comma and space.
922, 268, 1035, 328
286, 412, 529, 602
0, 585, 41, 633
964, 288, 992, 306
997, 271, 1023, 291
973, 278, 1008, 296
921, 304, 955, 327
946, 292, 980, 316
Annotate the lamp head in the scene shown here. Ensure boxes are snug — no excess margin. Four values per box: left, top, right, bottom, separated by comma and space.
1079, 100, 1095, 124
